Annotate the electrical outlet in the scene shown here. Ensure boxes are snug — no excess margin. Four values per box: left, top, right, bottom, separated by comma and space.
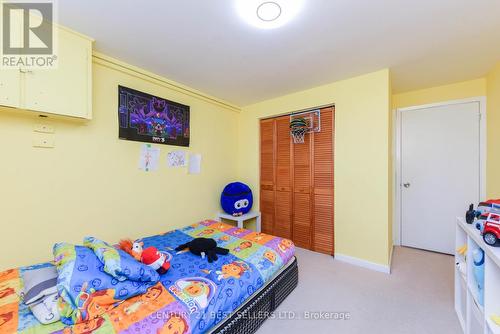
34, 123, 54, 133
33, 135, 55, 148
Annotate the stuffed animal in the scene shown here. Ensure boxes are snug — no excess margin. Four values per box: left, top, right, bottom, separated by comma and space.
175, 238, 229, 263
141, 247, 171, 274
118, 239, 144, 261
220, 182, 253, 216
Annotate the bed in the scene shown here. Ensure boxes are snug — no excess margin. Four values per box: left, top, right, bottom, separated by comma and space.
0, 220, 298, 334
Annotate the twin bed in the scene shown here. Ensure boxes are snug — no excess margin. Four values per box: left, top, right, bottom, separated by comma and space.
0, 220, 298, 334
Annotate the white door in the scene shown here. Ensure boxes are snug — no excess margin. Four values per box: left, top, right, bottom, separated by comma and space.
401, 102, 481, 254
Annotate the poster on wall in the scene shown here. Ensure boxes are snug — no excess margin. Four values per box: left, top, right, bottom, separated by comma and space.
118, 86, 190, 147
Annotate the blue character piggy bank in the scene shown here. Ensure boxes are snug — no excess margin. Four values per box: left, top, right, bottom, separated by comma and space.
221, 182, 253, 216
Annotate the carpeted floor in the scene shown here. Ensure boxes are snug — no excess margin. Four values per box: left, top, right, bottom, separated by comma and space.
258, 246, 461, 334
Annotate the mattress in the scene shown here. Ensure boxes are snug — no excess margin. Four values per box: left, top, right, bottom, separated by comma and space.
0, 220, 297, 334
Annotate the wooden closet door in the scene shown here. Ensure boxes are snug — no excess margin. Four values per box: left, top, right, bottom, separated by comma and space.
274, 116, 292, 239
293, 129, 312, 248
312, 107, 335, 255
260, 119, 275, 234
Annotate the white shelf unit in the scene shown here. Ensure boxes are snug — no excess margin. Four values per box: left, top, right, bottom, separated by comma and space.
456, 217, 500, 334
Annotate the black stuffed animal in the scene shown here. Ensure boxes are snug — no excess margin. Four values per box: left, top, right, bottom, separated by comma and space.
175, 238, 229, 263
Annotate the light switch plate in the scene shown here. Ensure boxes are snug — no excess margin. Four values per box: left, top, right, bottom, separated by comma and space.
33, 135, 55, 148
34, 124, 54, 133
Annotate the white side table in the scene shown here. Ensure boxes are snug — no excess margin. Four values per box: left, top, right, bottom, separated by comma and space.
216, 211, 261, 232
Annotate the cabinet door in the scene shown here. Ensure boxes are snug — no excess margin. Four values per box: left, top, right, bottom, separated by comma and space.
24, 27, 92, 118
275, 116, 292, 239
0, 9, 22, 108
260, 119, 275, 234
293, 129, 312, 248
275, 191, 292, 239
0, 69, 21, 108
312, 107, 335, 255
275, 116, 292, 192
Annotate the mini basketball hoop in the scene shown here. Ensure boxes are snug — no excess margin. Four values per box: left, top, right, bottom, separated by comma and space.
289, 109, 321, 144
291, 126, 308, 144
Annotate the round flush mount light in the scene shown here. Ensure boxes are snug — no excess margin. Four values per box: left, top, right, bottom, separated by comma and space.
236, 0, 304, 29
257, 2, 281, 22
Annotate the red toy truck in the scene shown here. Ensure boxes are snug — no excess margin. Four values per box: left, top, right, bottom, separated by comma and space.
483, 215, 500, 246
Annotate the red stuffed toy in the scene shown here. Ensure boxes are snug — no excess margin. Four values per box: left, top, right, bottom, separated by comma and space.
119, 239, 170, 274
141, 247, 171, 274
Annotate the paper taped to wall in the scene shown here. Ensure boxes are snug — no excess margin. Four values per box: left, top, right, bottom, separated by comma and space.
167, 150, 187, 167
189, 154, 202, 174
138, 144, 160, 172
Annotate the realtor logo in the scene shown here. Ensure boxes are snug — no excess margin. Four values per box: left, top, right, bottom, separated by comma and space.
1, 1, 57, 68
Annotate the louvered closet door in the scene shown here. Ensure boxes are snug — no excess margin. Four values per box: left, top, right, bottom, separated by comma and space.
293, 128, 312, 248
260, 119, 275, 234
274, 116, 292, 239
312, 107, 335, 255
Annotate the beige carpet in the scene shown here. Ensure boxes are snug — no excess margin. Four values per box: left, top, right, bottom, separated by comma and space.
258, 246, 461, 334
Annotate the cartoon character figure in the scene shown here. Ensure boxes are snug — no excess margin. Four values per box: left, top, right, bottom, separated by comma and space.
197, 229, 215, 237
216, 261, 250, 280
220, 182, 253, 216
258, 251, 277, 270
63, 317, 106, 334
157, 314, 189, 334
152, 97, 167, 113
278, 239, 293, 253
218, 235, 231, 243
151, 120, 165, 136
253, 233, 266, 242
75, 284, 121, 322
123, 285, 163, 315
233, 228, 246, 236
233, 241, 252, 253
0, 312, 13, 328
175, 279, 213, 308
0, 287, 15, 299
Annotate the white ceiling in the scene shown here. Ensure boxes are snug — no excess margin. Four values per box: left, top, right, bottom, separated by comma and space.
58, 0, 500, 106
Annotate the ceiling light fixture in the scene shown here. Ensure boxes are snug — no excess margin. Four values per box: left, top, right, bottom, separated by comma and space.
257, 2, 281, 22
235, 0, 304, 29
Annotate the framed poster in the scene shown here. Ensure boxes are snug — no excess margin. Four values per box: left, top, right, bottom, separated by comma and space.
118, 86, 190, 146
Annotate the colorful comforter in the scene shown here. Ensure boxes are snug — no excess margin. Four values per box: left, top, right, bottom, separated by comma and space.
0, 220, 295, 334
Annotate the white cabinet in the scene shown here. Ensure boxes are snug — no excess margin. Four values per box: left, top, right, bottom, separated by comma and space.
0, 24, 93, 119
0, 69, 21, 108
455, 218, 500, 334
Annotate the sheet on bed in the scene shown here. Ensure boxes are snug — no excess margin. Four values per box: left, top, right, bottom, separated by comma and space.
0, 220, 295, 334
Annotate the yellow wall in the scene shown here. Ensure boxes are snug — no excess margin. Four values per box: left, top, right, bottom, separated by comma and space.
487, 62, 500, 198
0, 56, 240, 270
238, 69, 392, 266
392, 78, 487, 109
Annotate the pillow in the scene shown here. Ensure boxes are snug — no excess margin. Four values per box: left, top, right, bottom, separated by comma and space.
29, 293, 60, 324
83, 236, 158, 282
22, 266, 58, 305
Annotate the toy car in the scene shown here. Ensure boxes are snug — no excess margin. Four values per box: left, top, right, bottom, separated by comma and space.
482, 214, 500, 246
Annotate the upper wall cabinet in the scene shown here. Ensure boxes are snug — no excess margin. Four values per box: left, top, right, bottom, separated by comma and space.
0, 18, 93, 119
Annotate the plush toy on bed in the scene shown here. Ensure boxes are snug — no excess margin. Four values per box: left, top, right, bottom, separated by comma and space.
221, 182, 253, 216
119, 239, 170, 274
175, 238, 229, 263
118, 239, 144, 261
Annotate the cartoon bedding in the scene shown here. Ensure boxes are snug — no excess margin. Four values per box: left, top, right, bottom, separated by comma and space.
0, 220, 295, 334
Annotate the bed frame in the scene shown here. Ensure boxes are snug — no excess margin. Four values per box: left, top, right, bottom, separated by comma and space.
211, 256, 298, 334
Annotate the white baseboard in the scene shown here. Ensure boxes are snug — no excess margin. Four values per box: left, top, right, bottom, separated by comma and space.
335, 253, 391, 274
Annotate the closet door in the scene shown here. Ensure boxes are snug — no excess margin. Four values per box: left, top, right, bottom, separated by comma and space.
293, 129, 312, 248
312, 107, 335, 255
274, 116, 292, 239
260, 119, 275, 234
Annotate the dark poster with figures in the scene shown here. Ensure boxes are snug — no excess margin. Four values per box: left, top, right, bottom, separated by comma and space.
118, 86, 190, 146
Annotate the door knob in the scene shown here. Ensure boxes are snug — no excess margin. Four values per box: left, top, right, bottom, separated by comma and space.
403, 183, 411, 188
